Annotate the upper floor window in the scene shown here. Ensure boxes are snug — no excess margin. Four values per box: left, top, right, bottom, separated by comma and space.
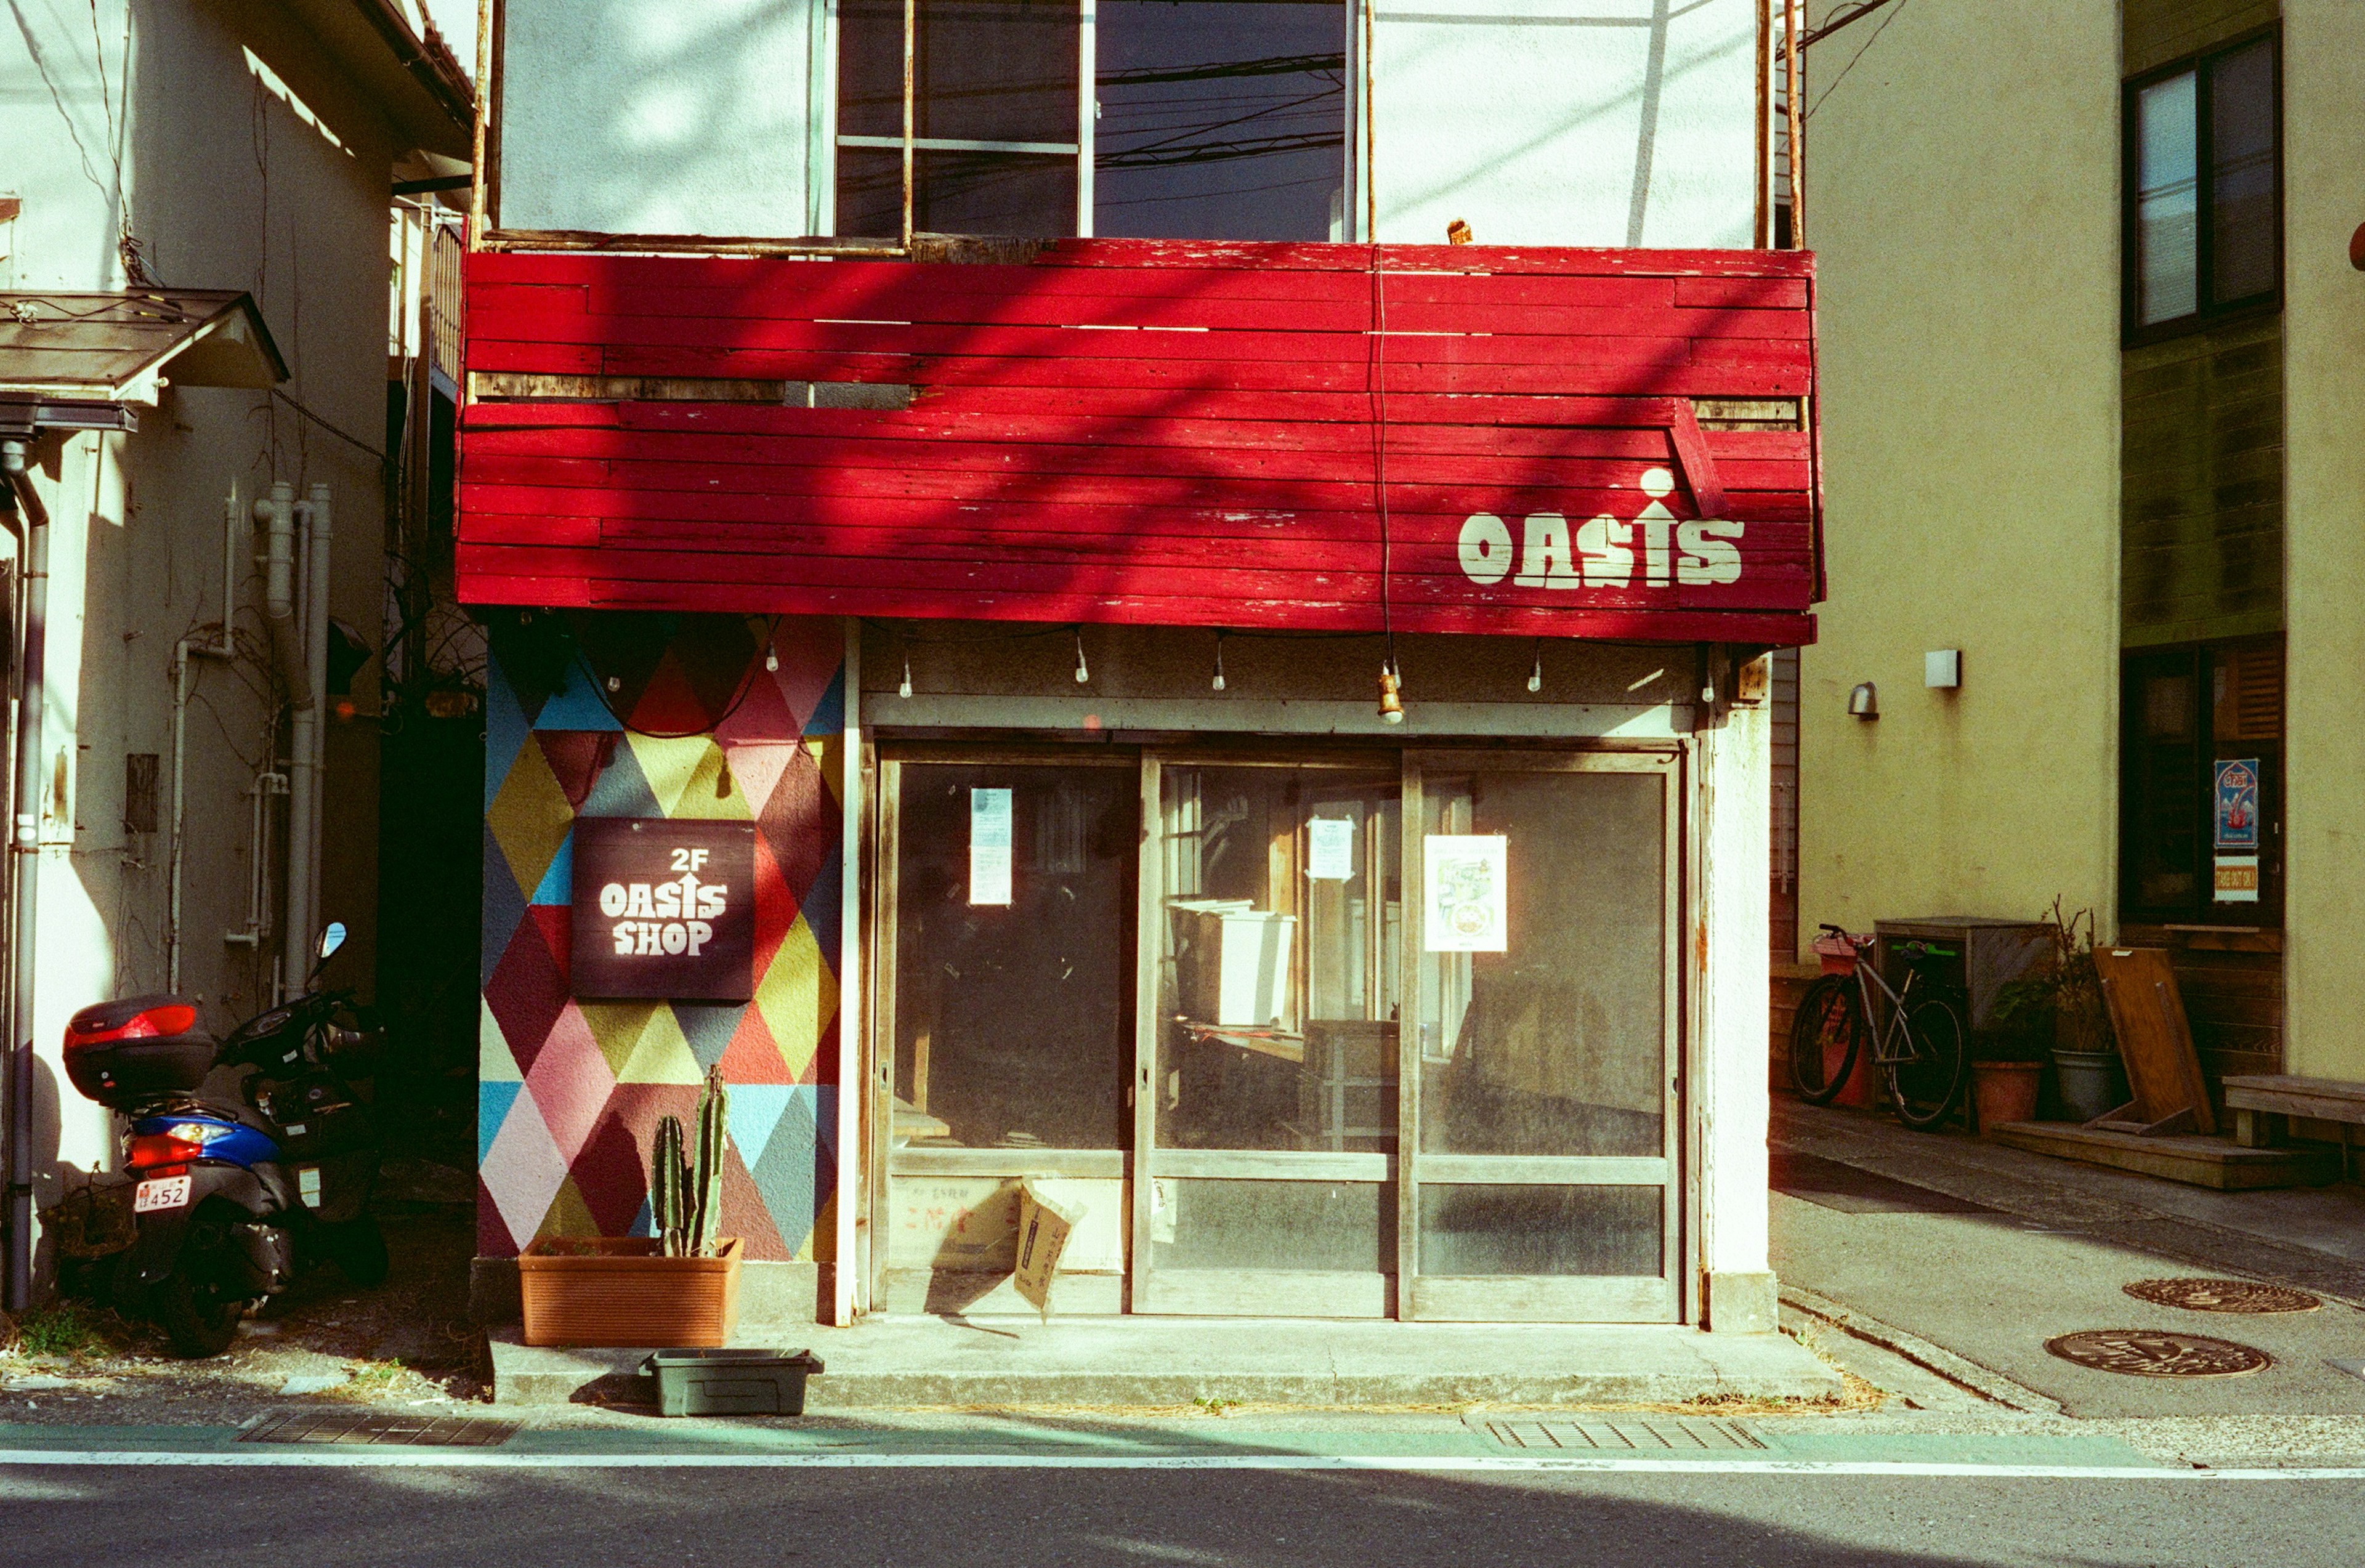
2125, 32, 2279, 339
836, 0, 1349, 243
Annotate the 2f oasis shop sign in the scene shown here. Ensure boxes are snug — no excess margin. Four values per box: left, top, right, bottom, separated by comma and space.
1455, 467, 1744, 592
570, 820, 756, 1001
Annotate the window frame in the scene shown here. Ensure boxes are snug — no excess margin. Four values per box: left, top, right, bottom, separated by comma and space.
2120, 25, 2282, 347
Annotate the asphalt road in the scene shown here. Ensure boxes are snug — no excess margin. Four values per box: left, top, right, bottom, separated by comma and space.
6, 1461, 2364, 1567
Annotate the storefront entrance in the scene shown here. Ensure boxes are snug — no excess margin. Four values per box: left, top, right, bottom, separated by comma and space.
868, 745, 1681, 1322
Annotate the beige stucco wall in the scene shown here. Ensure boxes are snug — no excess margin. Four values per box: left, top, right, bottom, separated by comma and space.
1795, 0, 2122, 938
2279, 0, 2365, 1083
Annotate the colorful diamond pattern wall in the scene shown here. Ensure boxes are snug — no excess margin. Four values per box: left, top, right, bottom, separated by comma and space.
477, 614, 846, 1261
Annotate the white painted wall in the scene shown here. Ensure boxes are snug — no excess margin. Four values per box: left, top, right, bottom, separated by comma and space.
497, 0, 827, 237
2, 0, 394, 1242
1697, 687, 1771, 1324
1368, 0, 1758, 246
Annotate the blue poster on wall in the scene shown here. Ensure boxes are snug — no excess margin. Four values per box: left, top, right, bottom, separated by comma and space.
2214, 759, 2260, 851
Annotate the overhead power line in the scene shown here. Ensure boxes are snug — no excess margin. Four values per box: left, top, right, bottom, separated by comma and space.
1802, 0, 1899, 47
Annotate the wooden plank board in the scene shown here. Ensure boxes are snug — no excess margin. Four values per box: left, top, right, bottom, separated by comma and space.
2093, 947, 2218, 1137
456, 240, 1821, 639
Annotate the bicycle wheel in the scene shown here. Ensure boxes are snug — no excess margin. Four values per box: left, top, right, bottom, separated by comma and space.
1889, 998, 1968, 1130
1788, 975, 1864, 1105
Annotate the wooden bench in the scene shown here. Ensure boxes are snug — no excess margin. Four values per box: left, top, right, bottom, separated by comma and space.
2221, 1074, 2365, 1152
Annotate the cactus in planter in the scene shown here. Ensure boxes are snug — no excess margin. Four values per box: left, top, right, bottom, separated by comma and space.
691, 1064, 727, 1255
650, 1067, 732, 1258
652, 1114, 689, 1257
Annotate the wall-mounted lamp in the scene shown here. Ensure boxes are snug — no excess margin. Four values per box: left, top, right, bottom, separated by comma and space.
1925, 649, 1962, 689
1848, 682, 1879, 720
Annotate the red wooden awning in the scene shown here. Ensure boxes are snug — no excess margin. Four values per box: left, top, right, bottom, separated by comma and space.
457, 239, 1821, 645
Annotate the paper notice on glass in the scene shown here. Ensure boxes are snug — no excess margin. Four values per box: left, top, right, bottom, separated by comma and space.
970, 787, 1013, 905
2213, 854, 2260, 903
1424, 835, 1508, 952
1306, 817, 1356, 880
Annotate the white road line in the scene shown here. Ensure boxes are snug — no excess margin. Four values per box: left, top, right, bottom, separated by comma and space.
1, 1449, 2363, 1479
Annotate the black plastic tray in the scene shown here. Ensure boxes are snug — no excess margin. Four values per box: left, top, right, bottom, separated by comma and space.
637, 1348, 825, 1417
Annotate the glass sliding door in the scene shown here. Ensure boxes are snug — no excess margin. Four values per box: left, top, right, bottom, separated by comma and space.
1134, 756, 1401, 1315
871, 751, 1137, 1314
1402, 752, 1681, 1322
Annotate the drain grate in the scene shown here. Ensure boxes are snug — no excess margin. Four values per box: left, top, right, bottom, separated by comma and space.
2045, 1330, 2273, 1379
241, 1410, 522, 1447
1483, 1417, 1763, 1452
2123, 1278, 2321, 1314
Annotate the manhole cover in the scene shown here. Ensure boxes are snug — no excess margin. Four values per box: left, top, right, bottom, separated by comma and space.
1482, 1417, 1762, 1452
241, 1410, 520, 1446
2123, 1278, 2321, 1314
2045, 1330, 2273, 1378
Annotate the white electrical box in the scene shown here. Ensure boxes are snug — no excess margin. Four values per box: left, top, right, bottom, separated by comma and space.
1169, 899, 1296, 1028
1925, 650, 1962, 689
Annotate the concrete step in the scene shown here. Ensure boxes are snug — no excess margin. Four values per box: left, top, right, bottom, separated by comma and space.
488, 1315, 1845, 1409
1990, 1120, 2339, 1190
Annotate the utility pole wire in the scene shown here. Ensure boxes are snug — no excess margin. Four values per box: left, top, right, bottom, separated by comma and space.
1803, 0, 1900, 47
1805, 0, 1912, 121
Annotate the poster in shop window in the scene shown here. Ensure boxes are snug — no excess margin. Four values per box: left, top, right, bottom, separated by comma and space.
570, 818, 756, 1000
970, 788, 1013, 906
1423, 835, 1508, 953
2213, 759, 2260, 904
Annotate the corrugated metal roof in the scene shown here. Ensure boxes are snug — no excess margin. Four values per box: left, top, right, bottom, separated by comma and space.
0, 291, 289, 398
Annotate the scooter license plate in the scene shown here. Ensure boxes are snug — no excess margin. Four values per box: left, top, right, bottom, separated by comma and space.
134, 1175, 192, 1213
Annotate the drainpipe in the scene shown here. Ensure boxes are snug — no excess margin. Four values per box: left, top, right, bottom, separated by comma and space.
166, 488, 241, 992
297, 483, 331, 981
257, 481, 310, 1001
2, 437, 51, 1314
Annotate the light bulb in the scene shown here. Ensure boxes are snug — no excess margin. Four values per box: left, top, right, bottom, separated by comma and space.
1377, 664, 1404, 725
605, 675, 620, 693
1212, 637, 1226, 692
765, 649, 779, 673
898, 657, 913, 699
1527, 643, 1543, 694
1073, 630, 1090, 684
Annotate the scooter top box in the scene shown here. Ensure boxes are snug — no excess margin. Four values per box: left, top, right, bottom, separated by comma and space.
63, 995, 218, 1108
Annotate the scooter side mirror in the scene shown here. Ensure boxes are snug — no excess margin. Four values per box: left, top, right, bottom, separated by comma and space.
317, 921, 347, 963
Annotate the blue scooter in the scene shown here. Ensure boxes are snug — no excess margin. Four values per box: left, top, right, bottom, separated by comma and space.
62, 923, 387, 1356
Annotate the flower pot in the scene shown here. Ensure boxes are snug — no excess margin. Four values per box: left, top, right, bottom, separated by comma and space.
1970, 1061, 2044, 1136
2052, 1048, 2128, 1123
517, 1236, 743, 1348
1833, 1034, 1883, 1109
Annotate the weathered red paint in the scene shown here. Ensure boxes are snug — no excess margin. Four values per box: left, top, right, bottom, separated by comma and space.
456, 240, 1821, 644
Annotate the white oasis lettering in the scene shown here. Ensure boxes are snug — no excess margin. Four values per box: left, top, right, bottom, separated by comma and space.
598, 870, 729, 959
1461, 467, 1742, 592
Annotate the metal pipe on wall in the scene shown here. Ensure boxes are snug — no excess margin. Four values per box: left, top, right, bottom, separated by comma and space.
1, 437, 51, 1313
258, 480, 307, 1000
298, 483, 331, 973
167, 487, 242, 992
1784, 0, 1805, 246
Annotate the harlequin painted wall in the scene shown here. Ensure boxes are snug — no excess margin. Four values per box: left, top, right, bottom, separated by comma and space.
475, 613, 846, 1261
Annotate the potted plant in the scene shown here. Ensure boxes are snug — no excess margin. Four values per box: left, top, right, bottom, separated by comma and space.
1991, 899, 2124, 1124
518, 1067, 743, 1348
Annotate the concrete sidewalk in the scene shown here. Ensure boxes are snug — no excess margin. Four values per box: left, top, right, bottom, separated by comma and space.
489, 1316, 1843, 1408
1771, 1099, 2365, 1418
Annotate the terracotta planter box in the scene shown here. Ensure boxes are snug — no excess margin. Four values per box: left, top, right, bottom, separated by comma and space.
1970, 1062, 2044, 1136
517, 1237, 743, 1348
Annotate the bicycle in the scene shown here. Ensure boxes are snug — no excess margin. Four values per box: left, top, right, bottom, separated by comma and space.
1788, 924, 1969, 1130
